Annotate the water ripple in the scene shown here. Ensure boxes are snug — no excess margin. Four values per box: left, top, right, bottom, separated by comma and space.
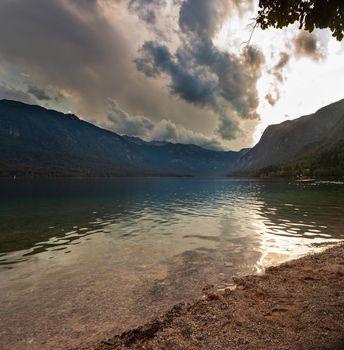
0, 178, 343, 270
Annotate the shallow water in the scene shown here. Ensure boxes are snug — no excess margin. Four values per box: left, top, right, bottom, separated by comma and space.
0, 178, 343, 349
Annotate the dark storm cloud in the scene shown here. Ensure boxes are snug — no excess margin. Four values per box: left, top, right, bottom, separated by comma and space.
135, 41, 218, 107
135, 0, 264, 141
294, 31, 325, 61
136, 40, 264, 118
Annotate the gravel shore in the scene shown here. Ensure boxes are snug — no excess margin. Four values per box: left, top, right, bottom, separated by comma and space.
79, 244, 344, 350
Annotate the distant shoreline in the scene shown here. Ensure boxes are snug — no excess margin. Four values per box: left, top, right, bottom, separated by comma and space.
2, 174, 344, 183
0, 173, 195, 179
80, 244, 344, 350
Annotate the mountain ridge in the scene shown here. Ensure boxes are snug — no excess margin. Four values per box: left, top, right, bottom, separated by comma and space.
0, 99, 246, 177
231, 98, 344, 177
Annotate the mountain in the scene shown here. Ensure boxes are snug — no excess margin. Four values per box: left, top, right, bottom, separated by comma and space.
231, 99, 344, 177
0, 99, 245, 177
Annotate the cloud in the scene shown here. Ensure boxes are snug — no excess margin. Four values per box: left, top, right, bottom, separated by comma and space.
136, 41, 219, 106
0, 83, 35, 104
272, 52, 290, 83
293, 31, 325, 61
217, 114, 242, 140
265, 90, 280, 106
0, 0, 225, 147
107, 99, 154, 138
135, 41, 263, 140
265, 52, 290, 106
179, 0, 231, 39
27, 85, 51, 101
149, 119, 224, 150
127, 0, 180, 41
135, 40, 264, 139
105, 99, 224, 150
136, 38, 264, 141
134, 0, 265, 142
128, 0, 166, 25
0, 0, 262, 150
0, 0, 135, 116
178, 0, 252, 38
274, 52, 290, 71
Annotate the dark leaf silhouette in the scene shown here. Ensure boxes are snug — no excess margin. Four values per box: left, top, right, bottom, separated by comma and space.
257, 0, 344, 41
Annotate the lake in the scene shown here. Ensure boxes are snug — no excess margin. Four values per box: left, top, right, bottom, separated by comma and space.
0, 178, 343, 349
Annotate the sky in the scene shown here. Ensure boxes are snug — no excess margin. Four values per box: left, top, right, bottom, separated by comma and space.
0, 0, 343, 151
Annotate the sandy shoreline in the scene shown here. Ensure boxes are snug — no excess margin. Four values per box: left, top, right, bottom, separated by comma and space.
78, 244, 344, 350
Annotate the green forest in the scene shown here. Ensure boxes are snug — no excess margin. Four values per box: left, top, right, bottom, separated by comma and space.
255, 140, 344, 178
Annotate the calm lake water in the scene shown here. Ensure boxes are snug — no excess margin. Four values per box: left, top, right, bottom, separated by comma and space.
0, 178, 343, 349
